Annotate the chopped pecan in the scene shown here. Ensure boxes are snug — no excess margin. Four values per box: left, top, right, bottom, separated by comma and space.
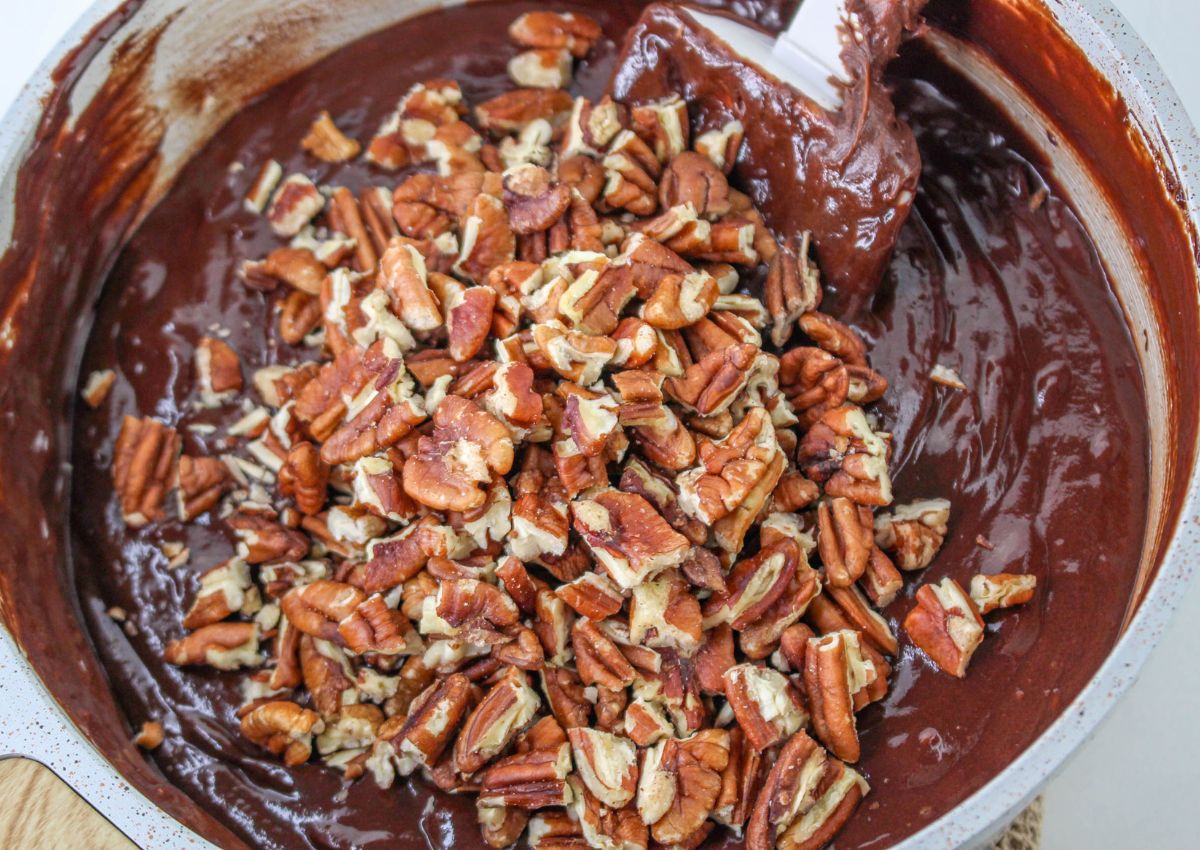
765, 234, 821, 348
477, 89, 574, 136
392, 170, 498, 239
860, 547, 903, 609
403, 395, 515, 512
479, 715, 574, 808
177, 454, 231, 521
805, 630, 876, 762
456, 666, 542, 775
391, 673, 474, 773
637, 729, 730, 846
817, 497, 874, 588
712, 725, 762, 831
624, 698, 674, 747
568, 727, 639, 808
509, 11, 601, 58
541, 665, 591, 730
478, 803, 530, 849
572, 619, 636, 690
228, 511, 310, 564
164, 622, 260, 670
555, 572, 625, 621
244, 159, 282, 214
509, 47, 573, 90
779, 347, 847, 428
874, 498, 951, 570
80, 368, 116, 408
665, 342, 757, 415
823, 583, 898, 656
300, 635, 356, 716
431, 578, 521, 641
457, 193, 517, 283
798, 311, 867, 367
969, 573, 1038, 614
745, 731, 868, 850
504, 164, 572, 234
797, 404, 893, 507
643, 272, 719, 330
629, 572, 702, 656
240, 700, 323, 766
571, 489, 691, 590
379, 236, 444, 332
112, 415, 179, 527
281, 580, 365, 643
531, 320, 617, 385
301, 111, 361, 162
183, 558, 255, 629
659, 152, 731, 219
267, 174, 324, 237
277, 441, 329, 515
361, 516, 449, 593
903, 578, 985, 677
722, 663, 806, 751
486, 362, 544, 431
694, 120, 744, 174
595, 686, 627, 733
631, 96, 690, 163
571, 777, 649, 850
337, 594, 420, 656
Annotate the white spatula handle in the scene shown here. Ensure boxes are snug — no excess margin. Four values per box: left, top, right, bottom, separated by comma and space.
771, 0, 852, 109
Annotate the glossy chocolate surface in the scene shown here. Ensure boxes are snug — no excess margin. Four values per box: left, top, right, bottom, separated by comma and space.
0, 0, 1167, 848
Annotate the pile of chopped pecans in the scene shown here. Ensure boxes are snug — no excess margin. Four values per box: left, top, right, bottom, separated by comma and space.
102, 10, 1039, 850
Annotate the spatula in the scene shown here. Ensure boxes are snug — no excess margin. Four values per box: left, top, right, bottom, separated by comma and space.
684, 0, 854, 110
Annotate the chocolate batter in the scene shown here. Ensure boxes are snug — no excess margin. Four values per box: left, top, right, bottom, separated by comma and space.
61, 1, 1147, 848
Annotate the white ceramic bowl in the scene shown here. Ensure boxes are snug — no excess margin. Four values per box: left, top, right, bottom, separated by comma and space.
0, 1, 1196, 848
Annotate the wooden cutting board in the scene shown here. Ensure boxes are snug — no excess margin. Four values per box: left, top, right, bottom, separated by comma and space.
0, 758, 135, 849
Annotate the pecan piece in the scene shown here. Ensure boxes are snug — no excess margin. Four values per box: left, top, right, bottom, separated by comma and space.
541, 665, 591, 730
337, 594, 420, 656
745, 731, 868, 850
361, 516, 449, 593
509, 11, 601, 58
874, 498, 951, 570
112, 415, 179, 527
798, 311, 867, 367
722, 663, 807, 751
797, 404, 893, 507
779, 347, 847, 428
455, 666, 542, 775
624, 698, 674, 747
817, 497, 874, 588
228, 511, 309, 563
903, 577, 985, 677
665, 341, 757, 415
403, 395, 515, 512
637, 730, 730, 846
164, 622, 260, 670
392, 673, 474, 773
479, 715, 574, 808
570, 777, 649, 850
182, 558, 255, 629
643, 272, 719, 330
478, 803, 530, 849
280, 580, 365, 643
267, 174, 324, 237
504, 164, 572, 234
555, 572, 625, 621
659, 152, 731, 219
629, 571, 702, 656
379, 236, 443, 332
277, 441, 329, 515
301, 111, 361, 162
804, 630, 877, 763
476, 89, 574, 135
240, 700, 323, 766
509, 47, 573, 90
677, 407, 780, 526
712, 725, 763, 831
765, 233, 821, 348
571, 489, 690, 590
457, 193, 516, 283
969, 573, 1038, 614
572, 619, 636, 691
568, 727, 639, 808
177, 454, 231, 521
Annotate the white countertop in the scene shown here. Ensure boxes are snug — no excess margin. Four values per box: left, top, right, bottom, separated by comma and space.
1, 2, 1197, 848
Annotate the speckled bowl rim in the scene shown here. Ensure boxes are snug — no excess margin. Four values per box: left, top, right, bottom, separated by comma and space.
0, 1, 1196, 849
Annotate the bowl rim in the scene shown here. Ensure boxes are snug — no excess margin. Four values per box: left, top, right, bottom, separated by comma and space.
0, 1, 1196, 849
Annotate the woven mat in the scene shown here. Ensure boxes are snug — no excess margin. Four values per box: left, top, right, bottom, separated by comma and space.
994, 798, 1043, 850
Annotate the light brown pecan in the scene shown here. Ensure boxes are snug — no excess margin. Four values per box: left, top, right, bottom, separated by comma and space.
228, 512, 310, 564
637, 729, 731, 846
478, 803, 530, 849
969, 573, 1038, 614
624, 698, 674, 747
112, 415, 179, 527
278, 290, 323, 345
629, 571, 702, 656
277, 441, 329, 515
677, 406, 780, 527
619, 458, 707, 546
765, 233, 822, 348
182, 558, 255, 630
903, 578, 985, 677
177, 454, 231, 521
541, 665, 591, 730
281, 580, 365, 643
701, 539, 796, 631
860, 547, 904, 608
570, 776, 649, 850
301, 111, 361, 162
240, 700, 323, 766
455, 666, 542, 775
745, 730, 868, 850
643, 272, 719, 330
822, 582, 898, 657
737, 560, 823, 661
799, 311, 867, 367
712, 725, 763, 831
572, 619, 636, 691
479, 715, 573, 808
432, 579, 521, 641
509, 11, 601, 58
555, 572, 625, 621
299, 635, 355, 716
267, 174, 324, 237
164, 622, 260, 670
779, 347, 848, 428
486, 362, 544, 431
569, 727, 639, 808
361, 516, 448, 593
817, 497, 874, 588
242, 246, 326, 295
509, 46, 573, 90
531, 320, 617, 385
476, 89, 574, 136
694, 120, 744, 175
804, 630, 876, 763
722, 663, 807, 751
571, 489, 691, 590
403, 395, 514, 512
378, 236, 444, 332
392, 170, 498, 239
337, 594, 420, 656
457, 193, 517, 283
504, 164, 572, 234
659, 151, 731, 219
391, 673, 474, 773
874, 498, 951, 570
771, 472, 821, 513
797, 404, 893, 507
631, 95, 690, 164
665, 342, 757, 415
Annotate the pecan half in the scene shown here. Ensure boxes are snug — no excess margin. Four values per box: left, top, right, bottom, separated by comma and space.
817, 497, 874, 588
765, 233, 821, 348
804, 630, 876, 763
797, 404, 893, 507
903, 577, 985, 677
281, 580, 365, 643
177, 454, 231, 521
112, 415, 179, 527
277, 441, 329, 515
479, 715, 574, 809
